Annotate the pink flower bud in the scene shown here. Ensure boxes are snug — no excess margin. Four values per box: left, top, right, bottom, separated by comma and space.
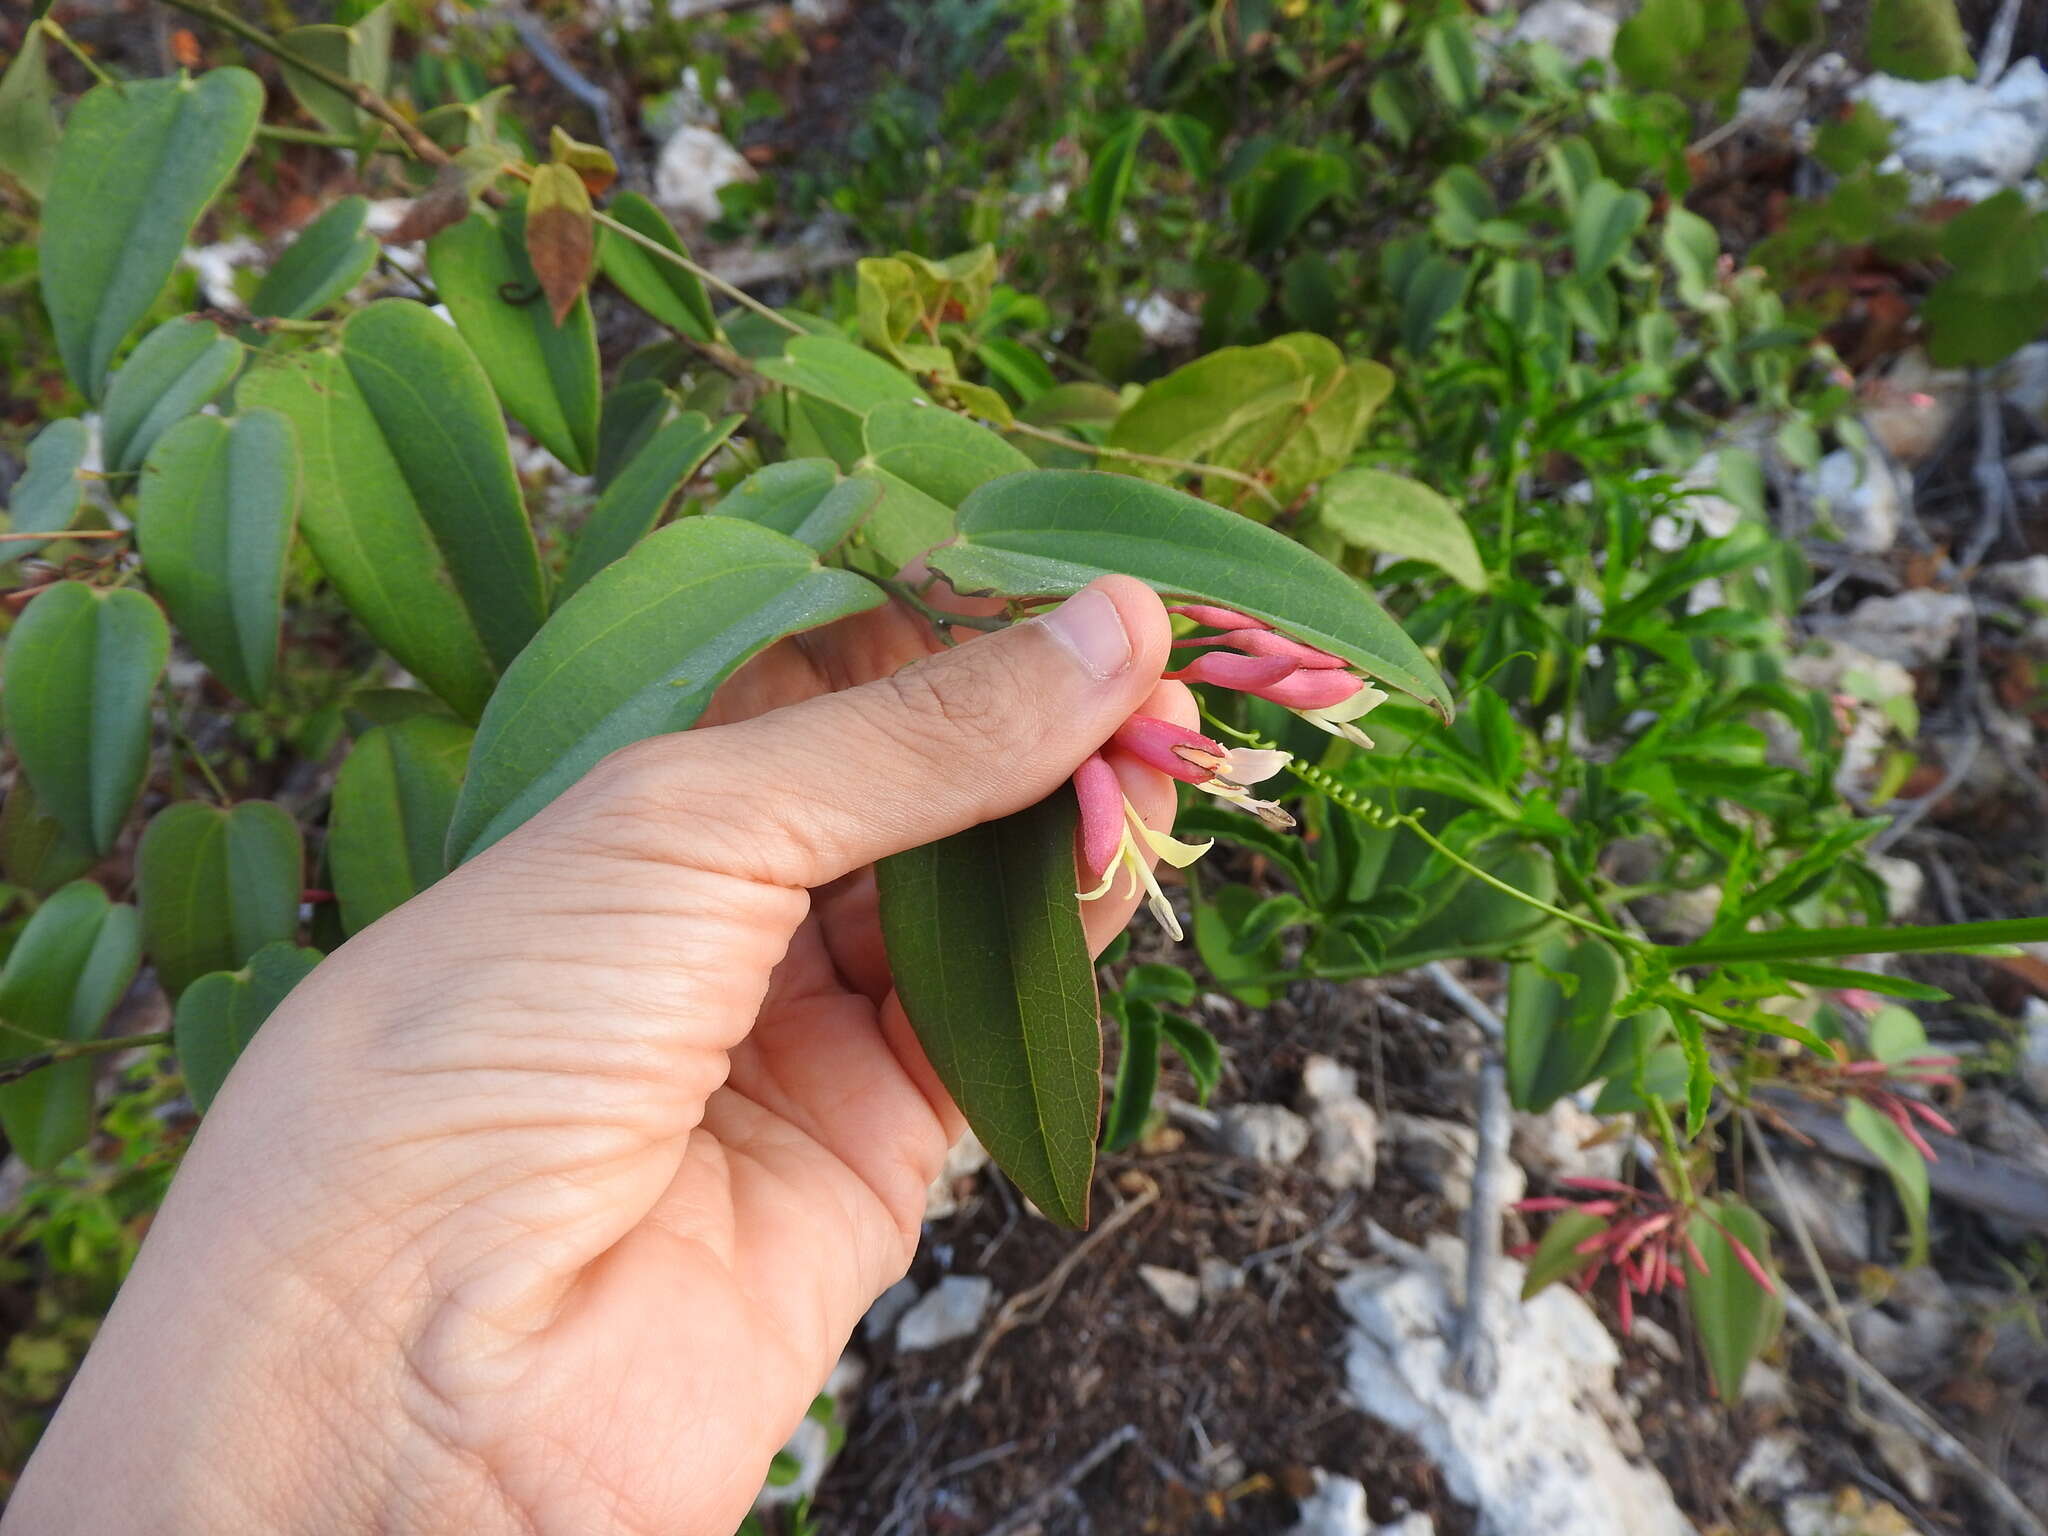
1171, 604, 1266, 631
1246, 668, 1366, 710
1072, 754, 1124, 885
1162, 653, 1299, 691
1111, 716, 1229, 784
1206, 629, 1349, 669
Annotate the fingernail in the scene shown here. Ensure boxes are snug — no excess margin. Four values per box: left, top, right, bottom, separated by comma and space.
1035, 585, 1132, 681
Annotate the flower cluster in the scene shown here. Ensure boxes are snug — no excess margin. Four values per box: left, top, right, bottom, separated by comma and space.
1070, 604, 1390, 938
1512, 1178, 1777, 1337
1811, 1050, 1962, 1161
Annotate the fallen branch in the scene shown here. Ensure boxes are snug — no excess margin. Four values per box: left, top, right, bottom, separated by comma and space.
1781, 1288, 2048, 1536
1425, 963, 1508, 1397
948, 1177, 1159, 1407
1755, 1087, 2048, 1236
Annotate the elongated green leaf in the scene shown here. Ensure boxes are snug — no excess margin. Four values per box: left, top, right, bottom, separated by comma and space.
862, 400, 1033, 506
853, 467, 959, 566
40, 69, 263, 400
596, 191, 719, 341
595, 379, 672, 490
3, 418, 89, 560
174, 942, 323, 1112
764, 480, 878, 556
1573, 179, 1651, 278
1505, 935, 1625, 1112
1103, 997, 1161, 1152
0, 880, 141, 1169
135, 409, 299, 702
1083, 115, 1147, 238
0, 21, 59, 200
1158, 1012, 1221, 1102
241, 301, 546, 717
1317, 468, 1486, 591
755, 336, 929, 416
447, 517, 888, 861
427, 204, 602, 473
560, 410, 741, 598
250, 195, 378, 320
278, 2, 393, 136
1670, 915, 2048, 965
2, 584, 169, 854
877, 789, 1101, 1226
0, 777, 95, 893
101, 317, 244, 476
931, 470, 1453, 717
1685, 1199, 1782, 1398
1379, 845, 1558, 966
1844, 1097, 1931, 1267
1521, 1209, 1606, 1298
712, 460, 878, 554
137, 800, 303, 996
330, 716, 473, 934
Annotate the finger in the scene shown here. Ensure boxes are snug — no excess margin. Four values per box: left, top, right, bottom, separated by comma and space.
556, 576, 1172, 890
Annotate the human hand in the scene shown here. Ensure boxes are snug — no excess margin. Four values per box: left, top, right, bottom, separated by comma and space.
6, 577, 1195, 1536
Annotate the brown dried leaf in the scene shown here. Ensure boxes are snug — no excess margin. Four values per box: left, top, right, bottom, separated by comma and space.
524, 162, 593, 326
385, 165, 474, 245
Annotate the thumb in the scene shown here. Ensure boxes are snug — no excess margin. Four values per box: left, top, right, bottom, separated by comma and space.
572, 575, 1170, 888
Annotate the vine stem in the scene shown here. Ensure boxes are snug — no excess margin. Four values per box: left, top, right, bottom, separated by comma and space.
1002, 418, 1283, 512
866, 575, 1010, 638
0, 529, 127, 543
0, 1031, 174, 1088
157, 0, 450, 164
40, 18, 115, 89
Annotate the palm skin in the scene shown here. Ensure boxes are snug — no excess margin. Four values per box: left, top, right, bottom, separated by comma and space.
7, 579, 1191, 1536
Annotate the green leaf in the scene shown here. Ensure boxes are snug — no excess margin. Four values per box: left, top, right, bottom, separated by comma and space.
0, 881, 141, 1169
137, 800, 304, 997
0, 20, 60, 200
1521, 1209, 1606, 1298
1773, 963, 1948, 1002
1422, 19, 1482, 111
447, 518, 888, 862
174, 942, 323, 1112
40, 69, 264, 400
711, 460, 878, 555
1, 583, 170, 855
329, 716, 474, 935
1616, 0, 1751, 105
277, 2, 393, 136
560, 410, 742, 598
1379, 845, 1558, 966
0, 777, 96, 894
1316, 469, 1486, 591
1506, 936, 1626, 1113
1103, 997, 1161, 1152
862, 400, 1035, 506
1429, 165, 1495, 247
1121, 963, 1197, 1008
930, 470, 1453, 718
1573, 179, 1651, 278
754, 335, 929, 417
101, 317, 244, 476
3, 418, 89, 560
427, 204, 603, 473
1685, 1198, 1783, 1398
1868, 0, 1974, 80
1668, 915, 2048, 965
1400, 255, 1469, 355
877, 789, 1101, 1227
250, 195, 379, 320
596, 190, 719, 342
1662, 207, 1721, 305
135, 409, 299, 702
1843, 1096, 1932, 1266
240, 301, 547, 718
595, 379, 673, 490
1084, 116, 1147, 238
1195, 883, 1285, 1006
1158, 1012, 1221, 1103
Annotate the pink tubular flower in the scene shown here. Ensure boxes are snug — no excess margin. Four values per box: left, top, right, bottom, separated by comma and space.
1073, 754, 1125, 886
1801, 1049, 1962, 1162
1167, 602, 1392, 748
1110, 715, 1294, 828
